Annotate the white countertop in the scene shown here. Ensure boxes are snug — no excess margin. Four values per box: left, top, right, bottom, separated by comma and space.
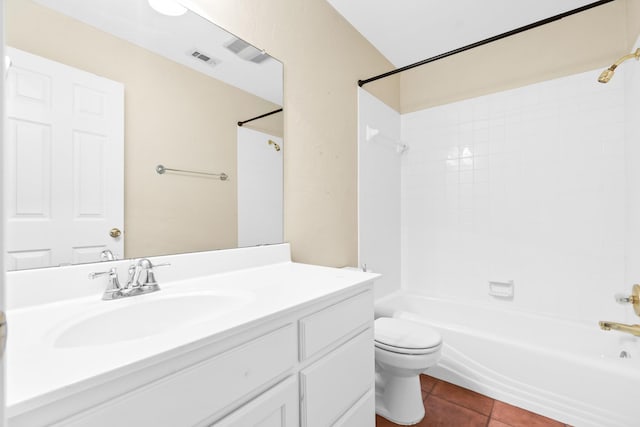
6, 258, 377, 418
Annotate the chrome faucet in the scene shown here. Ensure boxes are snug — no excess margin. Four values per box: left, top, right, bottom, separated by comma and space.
599, 321, 640, 337
126, 258, 169, 292
100, 249, 117, 261
89, 258, 169, 300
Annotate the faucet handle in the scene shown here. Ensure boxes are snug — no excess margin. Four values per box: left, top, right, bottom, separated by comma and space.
134, 259, 170, 269
615, 285, 640, 317
89, 268, 117, 280
151, 262, 171, 268
89, 267, 122, 299
614, 293, 637, 304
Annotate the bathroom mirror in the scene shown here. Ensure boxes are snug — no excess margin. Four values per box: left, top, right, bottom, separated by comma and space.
4, 0, 284, 271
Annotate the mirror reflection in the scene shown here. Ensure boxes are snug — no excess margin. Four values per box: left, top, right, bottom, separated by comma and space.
4, 0, 284, 271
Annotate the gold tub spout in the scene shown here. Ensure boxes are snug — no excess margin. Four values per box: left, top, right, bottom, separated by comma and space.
599, 321, 640, 337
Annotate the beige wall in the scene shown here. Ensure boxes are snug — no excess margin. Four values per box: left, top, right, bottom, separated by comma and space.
186, 0, 400, 266
400, 0, 640, 113
6, 0, 283, 259
244, 112, 284, 138
626, 0, 640, 48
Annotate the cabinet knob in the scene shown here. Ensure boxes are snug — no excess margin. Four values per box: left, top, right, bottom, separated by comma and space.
109, 228, 122, 238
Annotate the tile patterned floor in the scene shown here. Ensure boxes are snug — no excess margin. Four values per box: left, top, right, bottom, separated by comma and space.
375, 375, 572, 427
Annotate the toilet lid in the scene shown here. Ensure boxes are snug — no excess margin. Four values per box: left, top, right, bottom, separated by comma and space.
374, 317, 442, 354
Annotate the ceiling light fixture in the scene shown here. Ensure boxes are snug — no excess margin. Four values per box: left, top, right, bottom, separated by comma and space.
148, 0, 187, 17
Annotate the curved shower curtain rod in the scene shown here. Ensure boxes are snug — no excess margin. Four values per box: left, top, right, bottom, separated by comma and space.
358, 0, 615, 87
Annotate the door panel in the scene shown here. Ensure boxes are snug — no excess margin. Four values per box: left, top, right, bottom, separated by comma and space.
10, 120, 51, 217
5, 47, 124, 269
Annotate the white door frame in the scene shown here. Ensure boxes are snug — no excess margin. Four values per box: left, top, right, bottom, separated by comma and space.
1, 0, 8, 424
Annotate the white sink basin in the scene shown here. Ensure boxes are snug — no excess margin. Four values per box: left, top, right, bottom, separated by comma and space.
51, 291, 253, 348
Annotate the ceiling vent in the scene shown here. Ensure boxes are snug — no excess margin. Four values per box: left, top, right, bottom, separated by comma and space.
189, 49, 218, 67
224, 38, 270, 64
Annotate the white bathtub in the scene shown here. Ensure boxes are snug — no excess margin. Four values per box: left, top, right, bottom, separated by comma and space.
375, 291, 640, 427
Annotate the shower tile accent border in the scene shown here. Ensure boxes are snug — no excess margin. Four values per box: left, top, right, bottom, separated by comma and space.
375, 375, 572, 427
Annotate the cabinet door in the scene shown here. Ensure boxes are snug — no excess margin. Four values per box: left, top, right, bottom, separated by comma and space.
333, 389, 375, 427
300, 328, 374, 427
212, 376, 298, 427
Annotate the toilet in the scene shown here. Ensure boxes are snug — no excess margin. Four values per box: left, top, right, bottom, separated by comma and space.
374, 317, 442, 425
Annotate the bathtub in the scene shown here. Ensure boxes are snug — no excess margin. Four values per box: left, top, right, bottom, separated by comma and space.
375, 291, 640, 427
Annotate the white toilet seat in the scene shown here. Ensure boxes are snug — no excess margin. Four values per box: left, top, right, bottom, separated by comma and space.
375, 340, 440, 355
374, 317, 442, 355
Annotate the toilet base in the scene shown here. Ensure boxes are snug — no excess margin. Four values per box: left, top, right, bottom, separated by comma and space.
375, 371, 425, 426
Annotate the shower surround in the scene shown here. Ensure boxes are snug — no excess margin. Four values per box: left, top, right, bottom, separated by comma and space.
359, 40, 640, 427
400, 66, 634, 324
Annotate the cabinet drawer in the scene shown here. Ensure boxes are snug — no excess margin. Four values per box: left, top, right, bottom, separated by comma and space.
299, 290, 372, 360
300, 328, 374, 427
57, 325, 297, 427
211, 376, 298, 427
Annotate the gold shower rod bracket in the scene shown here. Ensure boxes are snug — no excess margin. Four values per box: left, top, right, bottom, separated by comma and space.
155, 164, 228, 181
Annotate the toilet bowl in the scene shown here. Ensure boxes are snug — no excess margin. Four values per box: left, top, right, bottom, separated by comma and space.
374, 317, 442, 426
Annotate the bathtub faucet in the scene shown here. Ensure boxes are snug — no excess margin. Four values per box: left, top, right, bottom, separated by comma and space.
599, 321, 640, 337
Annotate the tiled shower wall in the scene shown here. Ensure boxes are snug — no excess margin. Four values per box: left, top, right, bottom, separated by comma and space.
401, 64, 637, 323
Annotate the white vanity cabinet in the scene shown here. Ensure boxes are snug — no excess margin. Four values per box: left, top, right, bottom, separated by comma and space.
10, 286, 375, 427
7, 245, 378, 427
211, 288, 375, 427
298, 291, 375, 427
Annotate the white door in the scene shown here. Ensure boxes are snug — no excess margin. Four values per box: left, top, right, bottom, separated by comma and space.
237, 127, 283, 247
5, 48, 124, 270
